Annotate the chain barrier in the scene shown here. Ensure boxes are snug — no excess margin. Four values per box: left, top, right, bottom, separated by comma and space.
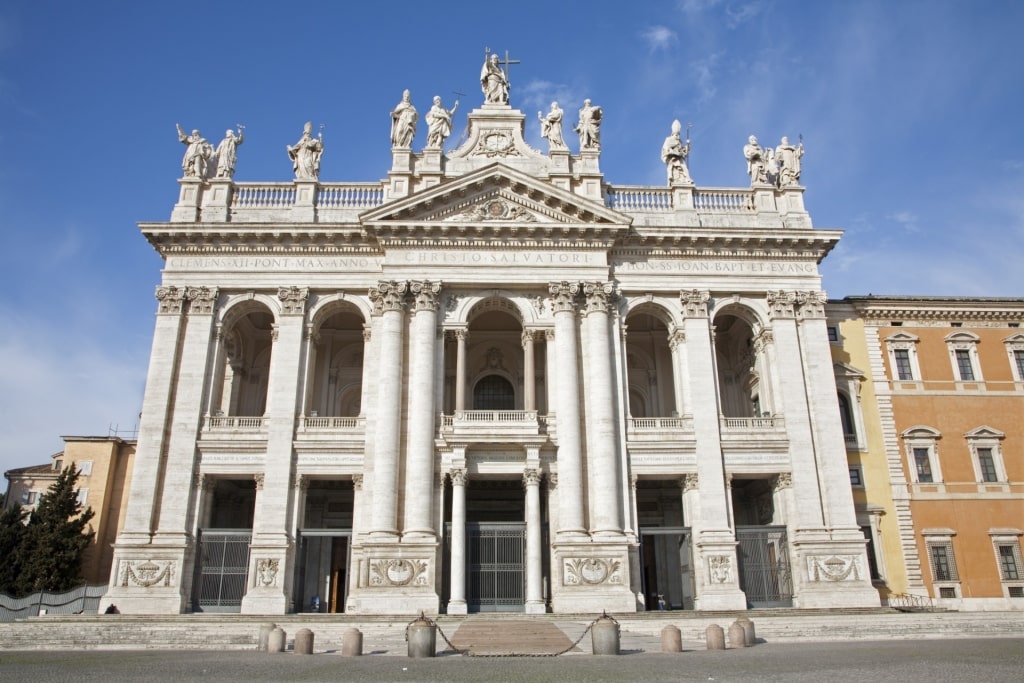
404, 612, 608, 658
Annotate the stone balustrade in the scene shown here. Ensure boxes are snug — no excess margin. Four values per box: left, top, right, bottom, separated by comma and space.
604, 186, 674, 212
720, 415, 784, 430
297, 416, 364, 430
204, 415, 266, 430
693, 188, 756, 213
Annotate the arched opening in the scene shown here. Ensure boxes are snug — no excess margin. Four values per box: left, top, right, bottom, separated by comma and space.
308, 308, 365, 417
211, 305, 275, 417
714, 311, 764, 418
624, 309, 677, 417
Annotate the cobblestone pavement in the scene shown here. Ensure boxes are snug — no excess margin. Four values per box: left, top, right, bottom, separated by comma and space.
1, 639, 1021, 682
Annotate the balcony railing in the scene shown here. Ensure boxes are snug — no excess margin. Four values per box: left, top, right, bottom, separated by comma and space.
204, 415, 266, 430
298, 416, 364, 430
452, 410, 538, 423
720, 415, 785, 430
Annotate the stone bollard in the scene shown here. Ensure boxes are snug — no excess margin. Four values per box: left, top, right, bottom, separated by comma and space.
267, 627, 286, 653
257, 622, 276, 652
661, 625, 682, 653
294, 628, 314, 655
342, 628, 363, 656
727, 621, 747, 649
407, 614, 436, 658
591, 612, 620, 655
705, 624, 726, 650
736, 617, 756, 646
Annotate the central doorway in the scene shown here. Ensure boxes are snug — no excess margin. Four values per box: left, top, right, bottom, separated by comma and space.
468, 521, 526, 611
294, 479, 354, 613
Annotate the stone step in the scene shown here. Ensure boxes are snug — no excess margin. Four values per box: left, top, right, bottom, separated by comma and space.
1, 610, 1020, 652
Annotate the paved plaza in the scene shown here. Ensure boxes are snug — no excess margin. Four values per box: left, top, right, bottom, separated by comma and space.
1, 639, 1021, 682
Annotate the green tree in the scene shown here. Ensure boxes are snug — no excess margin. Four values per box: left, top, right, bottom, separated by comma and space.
0, 503, 28, 594
15, 465, 95, 595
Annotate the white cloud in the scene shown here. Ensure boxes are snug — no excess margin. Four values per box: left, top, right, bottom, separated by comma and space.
690, 53, 723, 106
725, 1, 766, 28
641, 26, 677, 52
886, 211, 920, 233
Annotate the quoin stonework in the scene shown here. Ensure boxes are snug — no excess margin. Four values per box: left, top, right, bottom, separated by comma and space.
102, 53, 879, 615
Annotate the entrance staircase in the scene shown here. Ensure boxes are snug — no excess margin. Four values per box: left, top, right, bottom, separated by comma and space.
0, 608, 1020, 652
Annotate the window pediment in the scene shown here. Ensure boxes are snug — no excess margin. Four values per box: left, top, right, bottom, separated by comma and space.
964, 425, 1005, 440
902, 425, 941, 439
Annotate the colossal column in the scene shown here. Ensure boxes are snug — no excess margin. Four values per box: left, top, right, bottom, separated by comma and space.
242, 286, 308, 614
548, 281, 586, 539
679, 289, 747, 610
522, 330, 537, 412
454, 328, 468, 412
582, 282, 623, 538
403, 280, 442, 539
368, 281, 407, 539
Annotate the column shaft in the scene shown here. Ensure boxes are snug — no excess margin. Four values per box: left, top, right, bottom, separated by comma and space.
550, 283, 586, 538
448, 470, 468, 613
454, 329, 467, 412
369, 282, 406, 538
523, 330, 536, 412
524, 469, 544, 612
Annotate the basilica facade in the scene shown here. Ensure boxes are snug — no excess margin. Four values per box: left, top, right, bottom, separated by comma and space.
104, 65, 879, 615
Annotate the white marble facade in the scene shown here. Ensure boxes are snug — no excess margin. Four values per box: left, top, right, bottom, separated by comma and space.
104, 68, 878, 615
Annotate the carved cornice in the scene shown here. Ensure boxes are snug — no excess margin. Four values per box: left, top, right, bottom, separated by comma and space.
369, 280, 408, 314
185, 286, 218, 315
582, 281, 616, 315
277, 286, 309, 316
409, 280, 442, 312
155, 285, 186, 314
680, 289, 710, 318
548, 281, 580, 314
845, 296, 1024, 325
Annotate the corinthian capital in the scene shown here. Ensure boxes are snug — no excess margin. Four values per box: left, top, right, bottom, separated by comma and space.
369, 280, 408, 314
277, 286, 309, 316
155, 285, 186, 314
185, 286, 219, 315
766, 290, 798, 319
680, 289, 710, 318
582, 281, 616, 315
409, 280, 442, 312
548, 281, 580, 314
795, 290, 828, 319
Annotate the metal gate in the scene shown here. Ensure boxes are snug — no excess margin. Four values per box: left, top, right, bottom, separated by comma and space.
735, 526, 793, 607
467, 522, 525, 612
193, 529, 251, 612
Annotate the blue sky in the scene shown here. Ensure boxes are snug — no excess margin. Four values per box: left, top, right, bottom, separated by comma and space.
1, 0, 1022, 474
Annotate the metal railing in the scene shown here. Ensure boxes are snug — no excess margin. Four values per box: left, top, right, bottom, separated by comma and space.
0, 584, 107, 621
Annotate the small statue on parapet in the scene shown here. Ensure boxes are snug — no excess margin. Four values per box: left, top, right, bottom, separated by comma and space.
538, 101, 567, 152
661, 120, 692, 185
176, 124, 213, 179
575, 99, 602, 151
390, 89, 418, 148
774, 136, 804, 187
426, 96, 459, 149
480, 50, 510, 104
288, 121, 324, 180
214, 125, 245, 179
743, 134, 769, 185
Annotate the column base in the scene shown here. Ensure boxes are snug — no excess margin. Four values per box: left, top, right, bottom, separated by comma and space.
447, 600, 468, 615
525, 600, 547, 614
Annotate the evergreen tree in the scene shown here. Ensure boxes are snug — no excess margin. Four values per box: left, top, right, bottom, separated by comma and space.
0, 503, 28, 595
15, 465, 95, 595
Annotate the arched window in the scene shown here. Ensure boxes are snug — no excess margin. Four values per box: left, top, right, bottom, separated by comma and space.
473, 374, 515, 410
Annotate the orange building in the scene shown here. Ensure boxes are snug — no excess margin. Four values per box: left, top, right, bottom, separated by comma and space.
845, 296, 1024, 610
3, 436, 136, 586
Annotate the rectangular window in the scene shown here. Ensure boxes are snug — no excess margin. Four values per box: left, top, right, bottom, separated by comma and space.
827, 325, 839, 342
914, 448, 933, 483
1015, 350, 1024, 380
20, 490, 38, 505
977, 448, 999, 483
849, 467, 863, 487
955, 349, 975, 381
76, 488, 89, 506
929, 542, 958, 582
997, 544, 1021, 581
894, 349, 913, 380
53, 459, 63, 471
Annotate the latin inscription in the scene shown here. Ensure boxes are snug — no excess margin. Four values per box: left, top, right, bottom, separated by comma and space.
167, 256, 379, 271
396, 251, 602, 266
613, 260, 816, 274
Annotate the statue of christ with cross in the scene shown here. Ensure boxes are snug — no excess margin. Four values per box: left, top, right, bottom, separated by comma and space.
480, 48, 519, 105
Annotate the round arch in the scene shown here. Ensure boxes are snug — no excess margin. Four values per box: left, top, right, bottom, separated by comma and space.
308, 293, 371, 333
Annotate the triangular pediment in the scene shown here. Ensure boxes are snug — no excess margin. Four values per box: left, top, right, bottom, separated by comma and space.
361, 163, 630, 228
833, 361, 866, 379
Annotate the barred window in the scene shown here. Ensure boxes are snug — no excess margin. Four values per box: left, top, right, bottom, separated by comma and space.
473, 374, 515, 411
997, 543, 1022, 581
929, 541, 959, 582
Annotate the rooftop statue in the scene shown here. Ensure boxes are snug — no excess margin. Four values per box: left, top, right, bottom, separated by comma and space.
287, 121, 323, 180
214, 125, 245, 179
743, 135, 769, 185
575, 99, 602, 151
480, 52, 509, 104
661, 120, 692, 185
390, 89, 418, 148
175, 124, 213, 179
538, 101, 567, 152
425, 96, 459, 150
775, 136, 804, 187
